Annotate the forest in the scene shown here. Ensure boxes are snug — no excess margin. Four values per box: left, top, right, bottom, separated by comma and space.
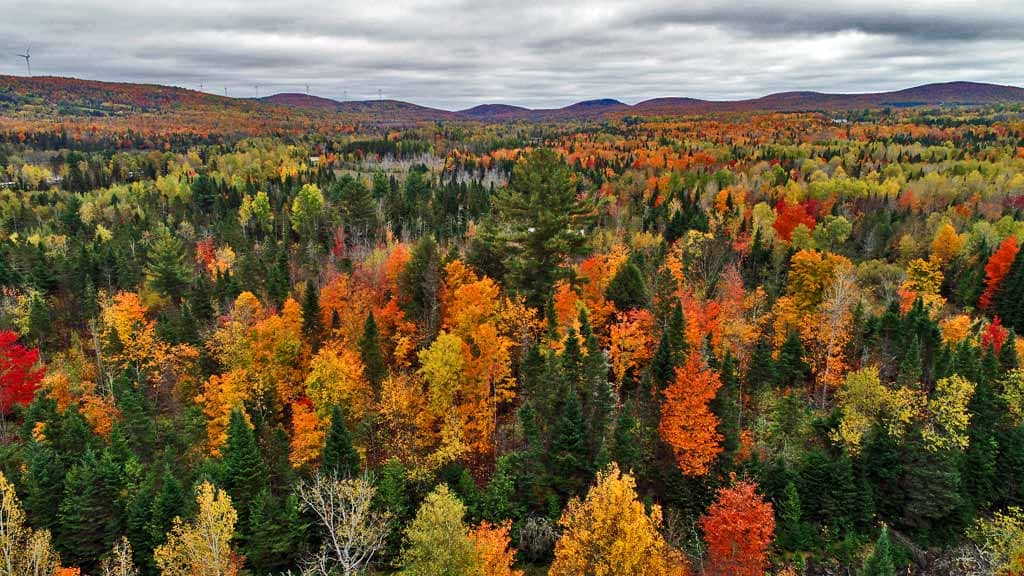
3, 92, 1024, 576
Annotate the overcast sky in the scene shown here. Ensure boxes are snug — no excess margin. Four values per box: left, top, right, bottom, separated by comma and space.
2, 0, 1024, 110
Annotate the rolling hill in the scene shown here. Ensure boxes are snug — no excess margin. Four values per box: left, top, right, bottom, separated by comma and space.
2, 75, 1024, 126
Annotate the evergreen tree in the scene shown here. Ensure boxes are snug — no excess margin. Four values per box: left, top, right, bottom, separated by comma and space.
605, 262, 648, 310
400, 235, 441, 339
56, 449, 120, 569
359, 311, 387, 390
301, 278, 323, 347
146, 468, 188, 555
267, 243, 291, 308
223, 408, 268, 531
322, 405, 361, 477
611, 404, 642, 474
995, 249, 1024, 332
746, 335, 776, 391
858, 526, 896, 576
562, 327, 584, 394
666, 301, 688, 360
490, 148, 594, 306
777, 332, 810, 387
145, 229, 192, 304
649, 330, 675, 392
550, 389, 590, 499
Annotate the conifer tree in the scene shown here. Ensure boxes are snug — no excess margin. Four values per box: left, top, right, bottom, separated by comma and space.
301, 278, 323, 347
605, 262, 648, 310
550, 389, 590, 499
359, 311, 387, 390
223, 408, 268, 531
322, 404, 361, 477
858, 526, 896, 576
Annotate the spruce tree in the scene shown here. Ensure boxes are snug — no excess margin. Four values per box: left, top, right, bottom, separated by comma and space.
145, 229, 192, 304
56, 449, 120, 569
549, 388, 590, 499
322, 404, 361, 476
777, 331, 810, 387
400, 235, 442, 339
359, 311, 387, 390
858, 526, 896, 576
666, 301, 688, 360
995, 249, 1024, 332
649, 330, 675, 392
611, 404, 642, 474
301, 278, 323, 347
223, 408, 268, 530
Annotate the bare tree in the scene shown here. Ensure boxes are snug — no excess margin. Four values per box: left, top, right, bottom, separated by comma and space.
297, 473, 393, 576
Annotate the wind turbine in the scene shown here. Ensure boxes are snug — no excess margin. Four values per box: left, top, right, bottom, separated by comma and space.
15, 46, 31, 76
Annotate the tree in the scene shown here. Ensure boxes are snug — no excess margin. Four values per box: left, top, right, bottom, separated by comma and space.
399, 484, 477, 576
222, 408, 268, 533
468, 521, 522, 576
490, 148, 594, 307
550, 388, 590, 498
995, 248, 1024, 332
153, 482, 241, 576
605, 262, 647, 311
296, 473, 392, 576
0, 471, 61, 576
399, 236, 441, 340
146, 230, 192, 304
981, 236, 1020, 310
859, 525, 896, 576
322, 405, 361, 477
0, 330, 44, 431
291, 183, 325, 246
659, 352, 723, 476
700, 480, 775, 576
548, 464, 689, 576
305, 344, 373, 422
359, 312, 387, 390
99, 537, 138, 576
302, 278, 323, 347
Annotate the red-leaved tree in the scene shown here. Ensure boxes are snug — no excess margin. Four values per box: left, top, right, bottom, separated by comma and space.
700, 480, 775, 576
0, 330, 45, 415
980, 237, 1020, 309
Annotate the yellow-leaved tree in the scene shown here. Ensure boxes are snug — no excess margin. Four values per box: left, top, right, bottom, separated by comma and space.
0, 471, 62, 576
153, 482, 240, 576
548, 464, 690, 576
922, 374, 975, 452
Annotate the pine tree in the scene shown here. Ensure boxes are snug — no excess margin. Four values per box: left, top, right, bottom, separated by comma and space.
267, 243, 291, 308
359, 311, 387, 390
490, 148, 594, 307
858, 526, 896, 576
223, 408, 268, 531
322, 404, 361, 477
146, 468, 188, 553
649, 331, 675, 392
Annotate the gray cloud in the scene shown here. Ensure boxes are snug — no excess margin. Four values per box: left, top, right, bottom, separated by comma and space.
1, 0, 1023, 109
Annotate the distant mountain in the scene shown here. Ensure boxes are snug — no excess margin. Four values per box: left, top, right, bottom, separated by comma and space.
261, 93, 344, 110
631, 82, 1024, 116
3, 75, 1024, 126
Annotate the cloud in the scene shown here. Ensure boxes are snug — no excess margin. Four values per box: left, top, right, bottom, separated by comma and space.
1, 0, 1022, 109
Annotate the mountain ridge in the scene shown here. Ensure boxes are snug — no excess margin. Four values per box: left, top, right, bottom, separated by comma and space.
3, 76, 1023, 123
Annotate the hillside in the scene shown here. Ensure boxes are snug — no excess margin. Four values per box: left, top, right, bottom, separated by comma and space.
2, 76, 1023, 128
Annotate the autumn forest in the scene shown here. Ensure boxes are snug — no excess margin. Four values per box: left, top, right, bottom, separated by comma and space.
3, 75, 1024, 576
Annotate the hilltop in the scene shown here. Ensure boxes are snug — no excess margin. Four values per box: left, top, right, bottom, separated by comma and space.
2, 75, 1023, 126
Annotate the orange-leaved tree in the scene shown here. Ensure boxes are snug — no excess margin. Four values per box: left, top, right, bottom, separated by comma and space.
659, 351, 723, 476
700, 480, 775, 576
